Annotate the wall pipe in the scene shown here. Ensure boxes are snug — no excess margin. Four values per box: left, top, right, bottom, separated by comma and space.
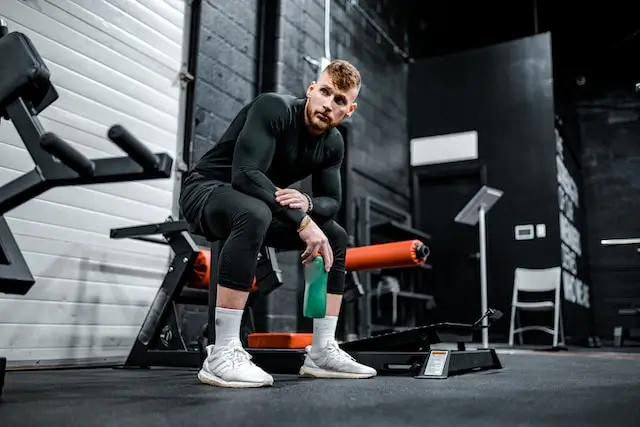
324, 0, 332, 60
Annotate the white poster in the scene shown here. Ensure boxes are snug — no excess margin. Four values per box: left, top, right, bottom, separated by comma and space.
556, 128, 590, 308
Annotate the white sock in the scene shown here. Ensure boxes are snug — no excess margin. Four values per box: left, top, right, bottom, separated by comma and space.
214, 307, 243, 347
312, 316, 338, 350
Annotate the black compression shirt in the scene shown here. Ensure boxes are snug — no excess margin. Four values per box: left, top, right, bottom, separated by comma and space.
192, 93, 344, 227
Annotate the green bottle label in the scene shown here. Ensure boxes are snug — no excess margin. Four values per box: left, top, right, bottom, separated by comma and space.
303, 256, 327, 318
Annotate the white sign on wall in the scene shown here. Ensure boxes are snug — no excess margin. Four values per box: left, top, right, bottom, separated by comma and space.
556, 128, 590, 308
410, 130, 478, 166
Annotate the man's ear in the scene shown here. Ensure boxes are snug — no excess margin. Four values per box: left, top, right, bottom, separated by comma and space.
306, 81, 317, 98
346, 102, 358, 117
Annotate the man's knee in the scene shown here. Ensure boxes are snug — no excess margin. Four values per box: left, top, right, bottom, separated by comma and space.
321, 220, 349, 250
235, 202, 272, 241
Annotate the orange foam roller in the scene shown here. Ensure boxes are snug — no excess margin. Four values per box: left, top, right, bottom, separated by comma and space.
190, 249, 211, 289
189, 249, 257, 290
345, 240, 429, 271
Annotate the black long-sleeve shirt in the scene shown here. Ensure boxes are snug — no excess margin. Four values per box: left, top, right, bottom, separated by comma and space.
191, 93, 344, 226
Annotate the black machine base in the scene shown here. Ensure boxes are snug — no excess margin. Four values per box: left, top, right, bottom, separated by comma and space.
247, 321, 503, 378
0, 357, 6, 401
247, 348, 502, 378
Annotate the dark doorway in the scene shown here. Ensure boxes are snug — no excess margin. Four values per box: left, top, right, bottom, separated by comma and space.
413, 160, 486, 325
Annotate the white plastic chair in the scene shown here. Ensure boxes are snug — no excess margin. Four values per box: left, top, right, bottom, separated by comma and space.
508, 267, 564, 347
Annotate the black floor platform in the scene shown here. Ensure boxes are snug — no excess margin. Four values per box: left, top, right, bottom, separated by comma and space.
1, 350, 639, 427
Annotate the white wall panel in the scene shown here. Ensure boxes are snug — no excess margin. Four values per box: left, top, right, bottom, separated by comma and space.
0, 0, 186, 367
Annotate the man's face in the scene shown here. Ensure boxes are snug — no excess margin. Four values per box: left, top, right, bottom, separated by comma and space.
305, 72, 358, 134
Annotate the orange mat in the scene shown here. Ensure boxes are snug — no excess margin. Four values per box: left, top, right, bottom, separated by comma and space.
248, 333, 312, 349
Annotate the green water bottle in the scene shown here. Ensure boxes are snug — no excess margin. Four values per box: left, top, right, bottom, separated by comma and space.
303, 255, 328, 318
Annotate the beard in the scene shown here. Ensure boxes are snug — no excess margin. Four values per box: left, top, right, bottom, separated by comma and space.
306, 103, 335, 132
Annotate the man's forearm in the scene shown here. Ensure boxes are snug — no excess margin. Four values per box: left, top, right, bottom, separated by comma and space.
232, 168, 307, 226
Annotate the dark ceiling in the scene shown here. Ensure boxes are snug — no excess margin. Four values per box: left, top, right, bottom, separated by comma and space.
366, 0, 640, 87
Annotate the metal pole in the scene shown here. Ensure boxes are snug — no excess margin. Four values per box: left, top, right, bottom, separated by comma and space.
478, 204, 489, 348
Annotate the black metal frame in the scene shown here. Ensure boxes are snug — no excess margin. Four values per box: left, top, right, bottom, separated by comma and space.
0, 98, 173, 216
0, 29, 174, 291
178, 0, 202, 187
110, 219, 203, 368
247, 316, 503, 377
0, 215, 34, 295
110, 218, 285, 368
356, 195, 433, 338
0, 356, 5, 402
0, 29, 173, 218
0, 26, 174, 397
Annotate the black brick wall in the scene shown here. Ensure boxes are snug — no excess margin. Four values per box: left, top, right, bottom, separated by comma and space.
190, 0, 259, 166
189, 0, 410, 333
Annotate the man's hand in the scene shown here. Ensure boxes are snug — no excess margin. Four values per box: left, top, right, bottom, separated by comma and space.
275, 187, 310, 212
298, 216, 333, 271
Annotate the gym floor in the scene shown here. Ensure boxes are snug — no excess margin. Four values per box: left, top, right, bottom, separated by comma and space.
1, 348, 639, 427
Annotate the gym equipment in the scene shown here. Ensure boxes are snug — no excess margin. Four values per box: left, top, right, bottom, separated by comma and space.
0, 24, 173, 399
0, 28, 173, 294
0, 356, 5, 401
111, 217, 503, 378
109, 217, 285, 368
108, 217, 366, 368
248, 309, 503, 378
454, 185, 503, 348
346, 239, 429, 271
355, 195, 433, 338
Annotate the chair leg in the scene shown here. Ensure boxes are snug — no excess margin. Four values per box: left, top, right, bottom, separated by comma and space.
552, 303, 560, 348
516, 310, 524, 345
559, 310, 565, 346
508, 305, 516, 346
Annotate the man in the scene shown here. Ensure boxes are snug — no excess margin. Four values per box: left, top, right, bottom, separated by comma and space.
179, 59, 376, 388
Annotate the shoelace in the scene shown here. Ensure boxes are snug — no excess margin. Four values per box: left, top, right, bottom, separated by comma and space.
209, 345, 254, 368
326, 342, 356, 363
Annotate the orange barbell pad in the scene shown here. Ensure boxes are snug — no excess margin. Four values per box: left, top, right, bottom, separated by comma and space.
189, 249, 257, 291
189, 249, 211, 289
345, 240, 426, 271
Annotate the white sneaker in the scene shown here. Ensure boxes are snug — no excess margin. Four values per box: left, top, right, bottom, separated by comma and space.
197, 339, 274, 388
299, 339, 377, 379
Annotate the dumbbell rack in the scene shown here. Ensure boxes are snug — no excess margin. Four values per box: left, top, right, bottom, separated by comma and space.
0, 24, 173, 401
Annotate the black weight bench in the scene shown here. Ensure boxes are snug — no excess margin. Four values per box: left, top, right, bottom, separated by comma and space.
109, 217, 285, 368
0, 22, 173, 401
109, 210, 367, 369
